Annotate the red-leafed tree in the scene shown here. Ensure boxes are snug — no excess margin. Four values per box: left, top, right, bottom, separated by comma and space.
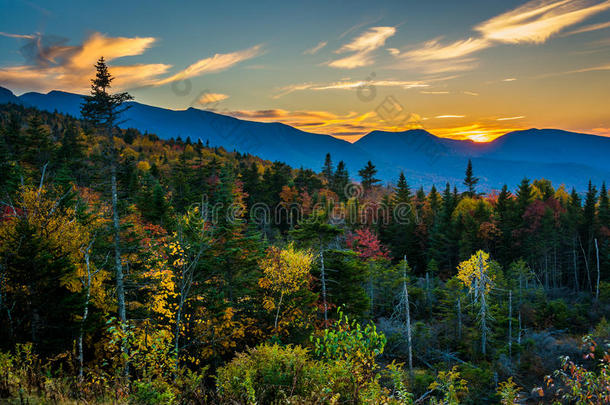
346, 228, 389, 261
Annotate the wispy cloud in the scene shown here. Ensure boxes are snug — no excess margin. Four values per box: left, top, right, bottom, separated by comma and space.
0, 31, 36, 39
196, 93, 229, 104
226, 108, 425, 141
420, 90, 450, 94
304, 41, 327, 55
432, 122, 524, 142
497, 115, 526, 121
400, 37, 490, 62
273, 78, 429, 98
227, 108, 525, 143
392, 0, 610, 72
228, 109, 376, 138
562, 20, 610, 35
0, 32, 261, 93
338, 16, 385, 39
328, 26, 396, 69
386, 48, 400, 55
591, 127, 610, 137
537, 62, 610, 77
568, 62, 610, 72
475, 0, 610, 44
154, 45, 262, 85
502, 77, 517, 81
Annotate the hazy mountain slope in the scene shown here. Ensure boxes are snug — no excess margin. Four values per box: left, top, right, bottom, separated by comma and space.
478, 129, 610, 172
2, 86, 609, 191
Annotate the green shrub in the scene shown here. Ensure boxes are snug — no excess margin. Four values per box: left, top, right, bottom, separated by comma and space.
216, 343, 328, 404
130, 380, 176, 405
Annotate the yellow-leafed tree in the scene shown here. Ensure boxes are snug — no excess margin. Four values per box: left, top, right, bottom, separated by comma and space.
457, 250, 495, 355
259, 243, 314, 331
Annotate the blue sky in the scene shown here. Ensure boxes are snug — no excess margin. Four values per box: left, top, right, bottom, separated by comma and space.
1, 0, 609, 141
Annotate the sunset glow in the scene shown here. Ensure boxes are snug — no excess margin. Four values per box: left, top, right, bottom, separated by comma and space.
1, 0, 609, 142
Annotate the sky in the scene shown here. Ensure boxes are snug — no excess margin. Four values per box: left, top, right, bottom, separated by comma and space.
0, 0, 609, 142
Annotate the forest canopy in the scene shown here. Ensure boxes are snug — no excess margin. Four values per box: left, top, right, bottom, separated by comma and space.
0, 61, 608, 404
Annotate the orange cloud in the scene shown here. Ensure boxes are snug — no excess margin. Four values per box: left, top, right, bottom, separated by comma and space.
224, 106, 528, 143
68, 33, 156, 69
590, 127, 610, 137
0, 32, 261, 93
431, 122, 524, 142
226, 108, 424, 139
196, 93, 229, 104
0, 33, 164, 93
154, 45, 262, 85
497, 116, 526, 121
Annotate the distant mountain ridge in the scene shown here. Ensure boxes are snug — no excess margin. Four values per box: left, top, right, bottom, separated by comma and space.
1, 86, 608, 191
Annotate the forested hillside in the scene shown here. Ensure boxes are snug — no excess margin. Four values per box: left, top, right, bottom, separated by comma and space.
4, 85, 610, 192
0, 66, 608, 404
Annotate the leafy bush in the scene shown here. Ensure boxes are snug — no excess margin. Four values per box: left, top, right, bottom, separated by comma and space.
216, 343, 328, 404
130, 380, 176, 405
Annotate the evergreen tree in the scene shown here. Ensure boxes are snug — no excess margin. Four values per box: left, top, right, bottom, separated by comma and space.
463, 159, 479, 197
386, 172, 416, 260
394, 172, 411, 203
429, 185, 442, 215
358, 160, 380, 191
80, 57, 132, 346
57, 122, 85, 168
0, 124, 19, 194
324, 250, 369, 320
332, 160, 350, 199
516, 178, 533, 219
332, 160, 350, 201
24, 115, 54, 168
242, 161, 261, 210
597, 182, 609, 283
322, 153, 333, 185
581, 181, 598, 291
294, 167, 322, 195
429, 183, 457, 271
496, 184, 515, 265
3, 111, 22, 157
291, 214, 342, 323
599, 182, 609, 227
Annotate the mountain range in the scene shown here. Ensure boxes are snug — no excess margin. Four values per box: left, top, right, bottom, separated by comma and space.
1, 86, 608, 192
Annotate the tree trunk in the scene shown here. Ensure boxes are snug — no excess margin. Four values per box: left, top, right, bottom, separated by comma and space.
595, 238, 600, 301
573, 240, 579, 292
478, 254, 487, 356
508, 290, 512, 358
480, 292, 487, 356
79, 251, 92, 382
110, 163, 126, 324
320, 245, 328, 324
403, 256, 413, 377
579, 237, 592, 293
108, 128, 128, 377
174, 294, 185, 373
274, 292, 284, 330
457, 296, 462, 340
517, 310, 521, 346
